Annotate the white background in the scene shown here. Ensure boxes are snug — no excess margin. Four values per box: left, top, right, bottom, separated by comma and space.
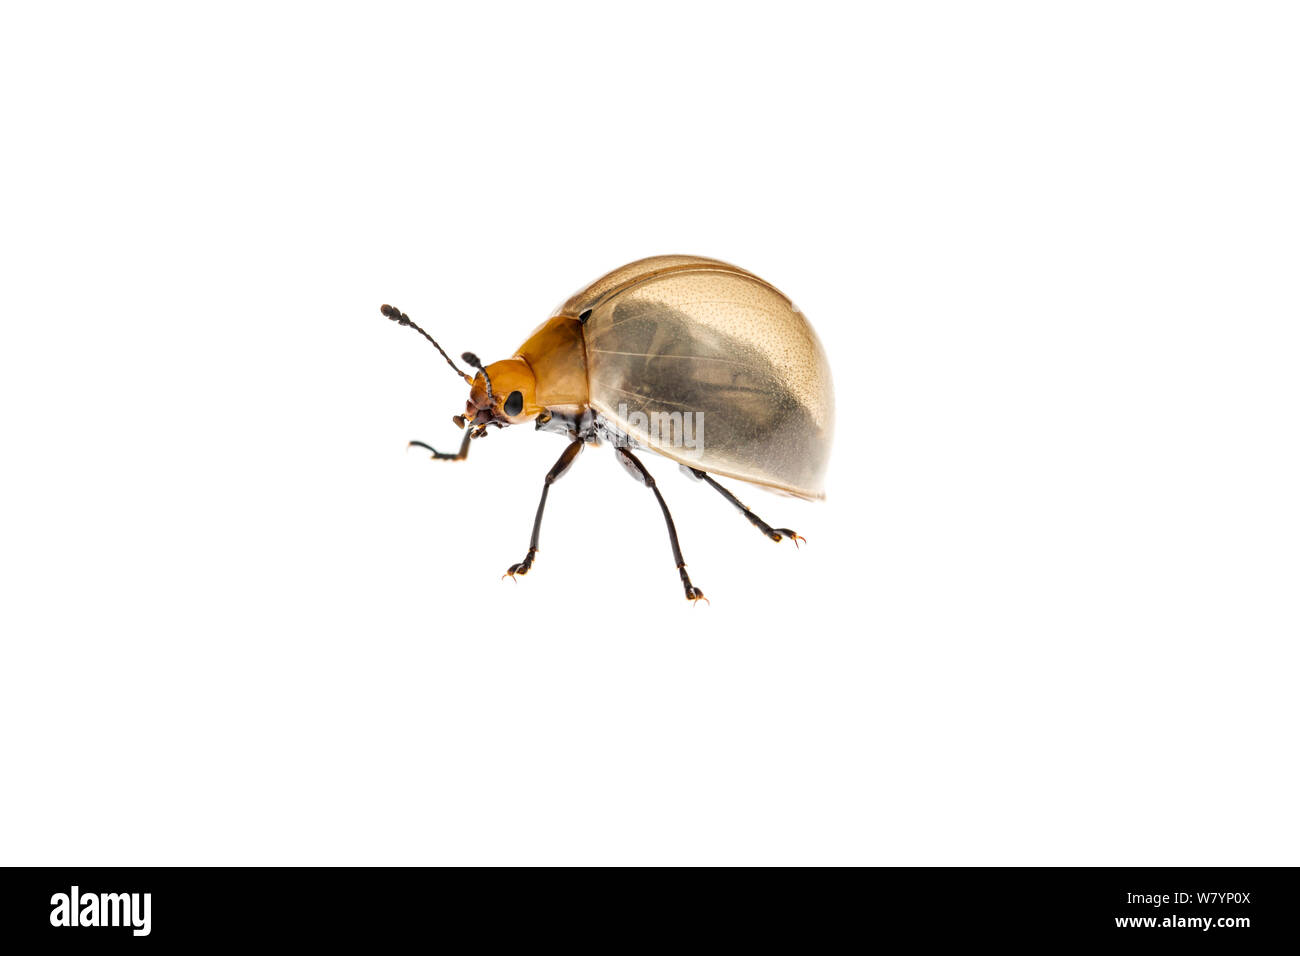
2, 2, 1296, 865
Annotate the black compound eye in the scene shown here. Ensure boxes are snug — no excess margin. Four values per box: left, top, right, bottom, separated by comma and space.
503, 390, 524, 417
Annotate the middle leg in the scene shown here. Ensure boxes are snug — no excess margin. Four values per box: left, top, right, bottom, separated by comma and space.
616, 448, 707, 603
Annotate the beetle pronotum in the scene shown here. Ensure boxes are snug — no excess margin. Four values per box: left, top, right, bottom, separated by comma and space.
381, 255, 834, 602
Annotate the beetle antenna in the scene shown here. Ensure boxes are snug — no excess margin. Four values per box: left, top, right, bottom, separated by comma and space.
379, 305, 473, 384
461, 351, 494, 401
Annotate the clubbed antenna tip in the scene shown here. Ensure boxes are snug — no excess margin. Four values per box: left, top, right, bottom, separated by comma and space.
379, 304, 471, 383
461, 352, 494, 401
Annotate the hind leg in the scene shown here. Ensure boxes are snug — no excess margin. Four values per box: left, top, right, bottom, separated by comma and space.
685, 468, 805, 546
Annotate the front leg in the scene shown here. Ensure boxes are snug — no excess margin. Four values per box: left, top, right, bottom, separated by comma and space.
409, 430, 473, 461
504, 439, 585, 579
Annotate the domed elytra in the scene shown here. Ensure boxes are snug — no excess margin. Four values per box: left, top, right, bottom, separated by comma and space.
380, 255, 832, 601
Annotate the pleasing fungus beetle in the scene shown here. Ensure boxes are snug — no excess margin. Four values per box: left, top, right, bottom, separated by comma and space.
381, 255, 834, 602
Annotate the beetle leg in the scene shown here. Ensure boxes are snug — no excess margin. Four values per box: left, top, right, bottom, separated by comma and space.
617, 448, 708, 604
503, 439, 584, 580
408, 430, 473, 461
688, 468, 805, 547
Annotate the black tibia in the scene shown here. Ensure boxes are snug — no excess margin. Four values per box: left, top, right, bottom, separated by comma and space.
685, 467, 804, 545
409, 430, 473, 461
617, 448, 707, 603
504, 439, 584, 579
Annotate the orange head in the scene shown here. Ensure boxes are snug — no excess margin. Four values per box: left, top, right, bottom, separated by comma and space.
455, 355, 545, 432
379, 304, 553, 439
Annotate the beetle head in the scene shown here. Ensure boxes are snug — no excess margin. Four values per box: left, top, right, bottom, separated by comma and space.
378, 306, 546, 436
455, 356, 543, 432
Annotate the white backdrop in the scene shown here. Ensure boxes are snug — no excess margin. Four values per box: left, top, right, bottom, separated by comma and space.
2, 2, 1296, 865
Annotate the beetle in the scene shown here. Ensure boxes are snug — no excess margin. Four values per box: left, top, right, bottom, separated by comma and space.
380, 255, 834, 602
